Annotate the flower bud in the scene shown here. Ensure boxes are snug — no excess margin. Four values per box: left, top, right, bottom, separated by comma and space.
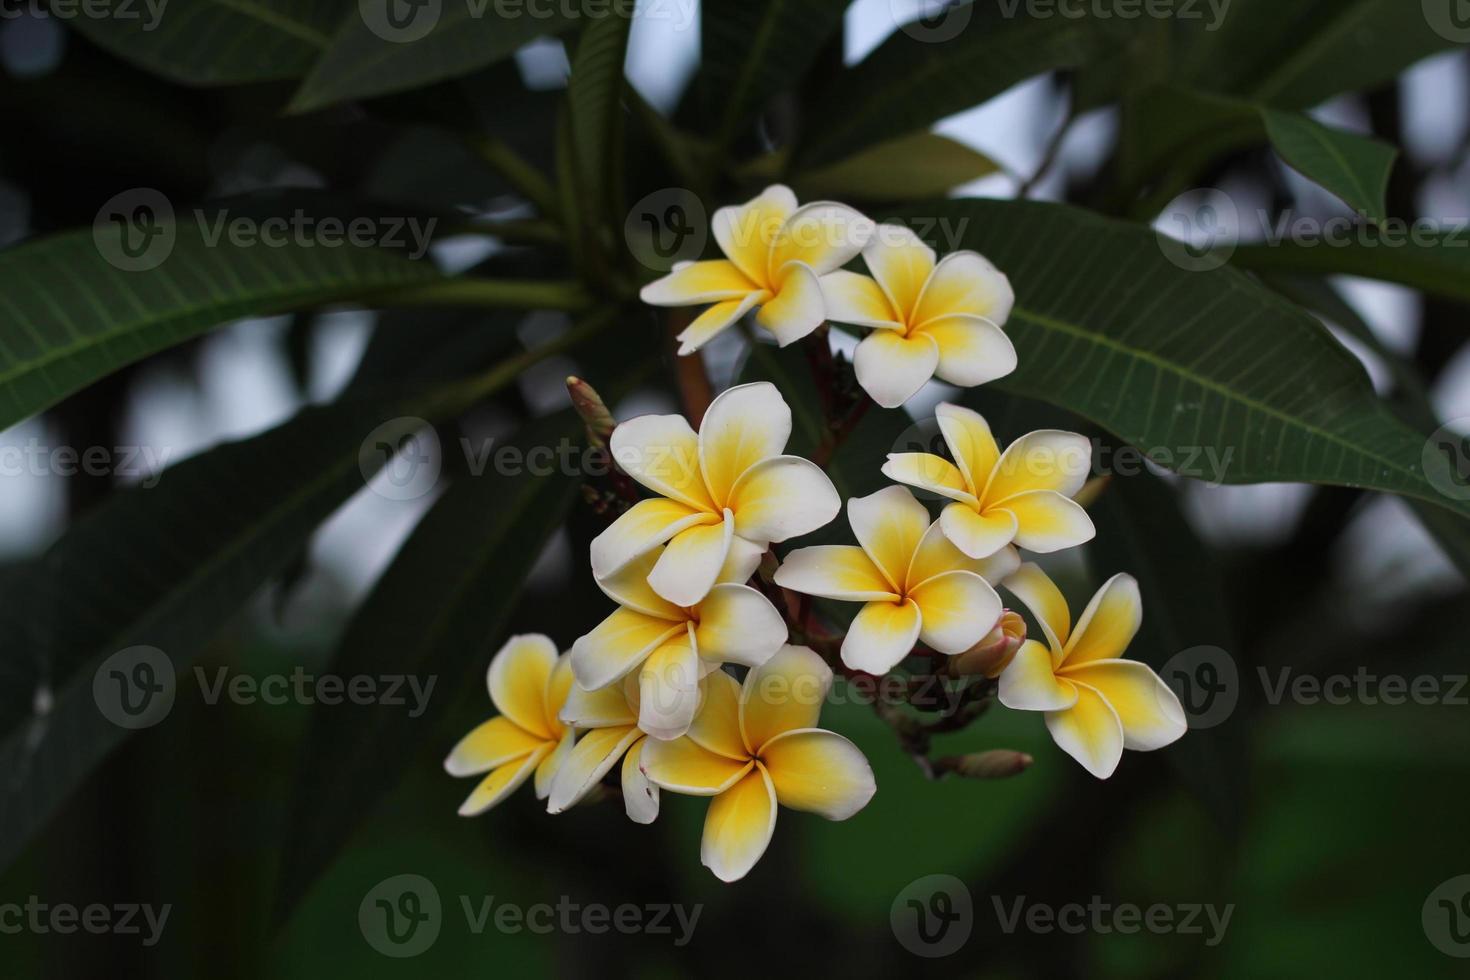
949, 611, 1026, 677
938, 750, 1033, 780
566, 376, 616, 450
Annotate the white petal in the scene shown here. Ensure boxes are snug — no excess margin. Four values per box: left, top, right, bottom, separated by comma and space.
853, 328, 940, 409
912, 250, 1015, 328
713, 185, 797, 286
819, 269, 903, 329
701, 766, 778, 883
640, 259, 758, 306
716, 535, 766, 586
621, 737, 660, 824
1045, 682, 1125, 780
982, 430, 1093, 504
998, 640, 1078, 711
1062, 659, 1187, 751
675, 291, 767, 356
939, 501, 1018, 559
768, 202, 875, 280
589, 498, 719, 580
755, 260, 827, 347
862, 223, 936, 318
773, 545, 898, 602
915, 314, 1017, 388
728, 456, 841, 544
487, 634, 558, 740
609, 413, 716, 511
638, 628, 704, 740
694, 583, 788, 668
847, 485, 930, 593
990, 490, 1096, 554
909, 570, 1002, 655
761, 728, 876, 820
698, 381, 791, 507
648, 514, 734, 607
546, 725, 643, 814
841, 599, 922, 674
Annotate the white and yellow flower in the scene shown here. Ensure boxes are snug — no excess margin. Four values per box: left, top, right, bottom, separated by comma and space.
775, 485, 1017, 674
640, 185, 875, 355
883, 402, 1094, 560
593, 381, 840, 607
641, 646, 876, 882
444, 634, 575, 816
571, 541, 787, 741
546, 678, 661, 824
822, 224, 1016, 408
998, 563, 1186, 779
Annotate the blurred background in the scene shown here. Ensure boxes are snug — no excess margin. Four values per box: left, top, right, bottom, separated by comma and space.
2, 0, 1469, 976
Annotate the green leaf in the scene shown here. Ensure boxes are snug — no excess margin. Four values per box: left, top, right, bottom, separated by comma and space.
288, 3, 578, 114
891, 198, 1470, 519
785, 132, 999, 202
1259, 110, 1396, 222
797, 9, 1092, 167
272, 412, 583, 921
0, 222, 439, 434
699, 0, 849, 145
1231, 228, 1470, 305
1175, 0, 1461, 110
0, 393, 432, 873
566, 3, 635, 228
62, 0, 352, 85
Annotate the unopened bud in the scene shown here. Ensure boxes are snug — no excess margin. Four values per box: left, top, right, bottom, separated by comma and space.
939, 750, 1033, 780
566, 376, 617, 450
950, 611, 1026, 677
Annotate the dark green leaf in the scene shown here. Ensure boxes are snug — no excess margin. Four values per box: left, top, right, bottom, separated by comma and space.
0, 222, 439, 434
892, 199, 1470, 518
63, 0, 352, 85
1232, 227, 1470, 305
288, 3, 578, 114
1259, 109, 1396, 222
566, 3, 635, 226
787, 132, 999, 202
273, 412, 583, 920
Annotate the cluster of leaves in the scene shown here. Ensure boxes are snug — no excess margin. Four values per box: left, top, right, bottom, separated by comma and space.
1, 0, 1467, 932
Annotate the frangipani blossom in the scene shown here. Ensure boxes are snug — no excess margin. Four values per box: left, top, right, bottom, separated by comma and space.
641, 646, 876, 882
445, 635, 575, 816
998, 563, 1186, 779
883, 402, 1095, 560
592, 381, 840, 607
774, 485, 1017, 674
571, 540, 787, 741
640, 185, 875, 355
822, 224, 1016, 408
547, 678, 660, 824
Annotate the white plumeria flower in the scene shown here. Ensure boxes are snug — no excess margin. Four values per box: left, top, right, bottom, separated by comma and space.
997, 563, 1186, 779
640, 184, 875, 354
641, 646, 876, 883
546, 678, 660, 824
774, 485, 1018, 674
444, 635, 575, 816
571, 541, 787, 741
822, 224, 1017, 408
883, 402, 1095, 559
593, 381, 840, 607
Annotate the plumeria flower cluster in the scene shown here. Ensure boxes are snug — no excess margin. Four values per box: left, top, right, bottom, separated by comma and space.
445, 185, 1187, 883
640, 184, 1017, 408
